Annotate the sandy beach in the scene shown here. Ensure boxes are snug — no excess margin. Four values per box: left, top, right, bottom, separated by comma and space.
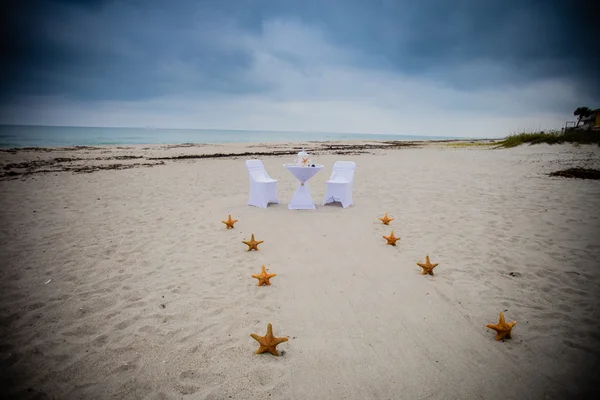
1, 140, 600, 400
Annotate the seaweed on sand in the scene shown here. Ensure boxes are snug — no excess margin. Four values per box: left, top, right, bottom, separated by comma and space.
549, 168, 600, 180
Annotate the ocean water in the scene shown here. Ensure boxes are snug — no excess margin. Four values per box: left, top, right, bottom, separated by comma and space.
0, 125, 462, 148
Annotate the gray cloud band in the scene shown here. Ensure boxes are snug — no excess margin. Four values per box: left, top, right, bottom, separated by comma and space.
1, 0, 598, 105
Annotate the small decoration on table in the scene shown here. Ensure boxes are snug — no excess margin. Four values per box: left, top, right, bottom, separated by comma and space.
252, 265, 276, 286
417, 255, 438, 275
383, 231, 400, 246
298, 148, 309, 165
221, 214, 238, 229
242, 233, 263, 251
378, 212, 394, 225
302, 157, 309, 166
251, 323, 288, 356
486, 312, 517, 341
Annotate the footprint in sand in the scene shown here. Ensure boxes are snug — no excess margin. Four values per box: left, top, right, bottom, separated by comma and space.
26, 301, 46, 311
255, 291, 268, 300
174, 370, 212, 395
92, 334, 109, 348
110, 361, 138, 374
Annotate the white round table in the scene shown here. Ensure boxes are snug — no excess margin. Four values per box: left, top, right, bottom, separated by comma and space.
283, 164, 324, 210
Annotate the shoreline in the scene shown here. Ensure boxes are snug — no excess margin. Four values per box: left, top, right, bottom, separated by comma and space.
0, 137, 502, 152
0, 124, 489, 149
0, 139, 501, 181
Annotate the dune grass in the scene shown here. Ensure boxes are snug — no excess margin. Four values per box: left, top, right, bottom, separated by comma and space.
496, 129, 600, 148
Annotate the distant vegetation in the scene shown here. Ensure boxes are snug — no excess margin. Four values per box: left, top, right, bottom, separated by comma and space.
496, 129, 600, 148
573, 106, 593, 127
496, 105, 599, 148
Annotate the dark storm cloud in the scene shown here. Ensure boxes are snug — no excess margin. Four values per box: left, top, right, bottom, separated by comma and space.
1, 0, 269, 101
255, 0, 599, 94
2, 0, 598, 103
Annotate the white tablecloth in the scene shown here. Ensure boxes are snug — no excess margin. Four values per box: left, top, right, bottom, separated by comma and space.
284, 164, 324, 183
283, 164, 324, 209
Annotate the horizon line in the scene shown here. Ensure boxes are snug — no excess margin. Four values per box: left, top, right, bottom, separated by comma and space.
0, 123, 482, 139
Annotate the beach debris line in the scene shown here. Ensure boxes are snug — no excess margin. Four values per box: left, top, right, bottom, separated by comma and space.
417, 255, 439, 276
378, 212, 394, 225
0, 160, 165, 180
150, 150, 298, 160
242, 233, 263, 251
383, 230, 400, 246
221, 214, 238, 229
486, 312, 517, 341
549, 168, 600, 180
250, 323, 288, 356
252, 265, 276, 286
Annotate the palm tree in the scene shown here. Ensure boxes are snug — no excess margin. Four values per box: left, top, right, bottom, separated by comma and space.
574, 107, 592, 127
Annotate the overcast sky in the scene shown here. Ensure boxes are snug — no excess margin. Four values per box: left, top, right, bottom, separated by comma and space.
1, 0, 598, 137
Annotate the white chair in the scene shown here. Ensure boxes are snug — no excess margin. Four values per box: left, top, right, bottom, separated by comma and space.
323, 161, 356, 208
246, 160, 279, 208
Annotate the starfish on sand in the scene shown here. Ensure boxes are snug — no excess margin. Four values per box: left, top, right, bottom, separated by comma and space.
221, 214, 238, 229
486, 312, 517, 341
417, 255, 439, 275
252, 265, 276, 286
383, 231, 400, 246
242, 234, 263, 251
378, 212, 394, 225
250, 323, 288, 356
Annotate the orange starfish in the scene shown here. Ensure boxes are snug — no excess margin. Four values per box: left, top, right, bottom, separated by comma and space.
252, 265, 276, 286
383, 231, 400, 246
486, 312, 517, 341
242, 234, 263, 251
221, 214, 238, 229
378, 212, 394, 225
250, 323, 288, 356
302, 157, 309, 165
417, 255, 439, 275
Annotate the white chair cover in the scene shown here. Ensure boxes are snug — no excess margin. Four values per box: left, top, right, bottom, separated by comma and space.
246, 160, 279, 208
323, 161, 356, 208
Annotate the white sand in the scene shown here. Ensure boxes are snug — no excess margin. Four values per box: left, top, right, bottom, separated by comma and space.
1, 141, 599, 399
